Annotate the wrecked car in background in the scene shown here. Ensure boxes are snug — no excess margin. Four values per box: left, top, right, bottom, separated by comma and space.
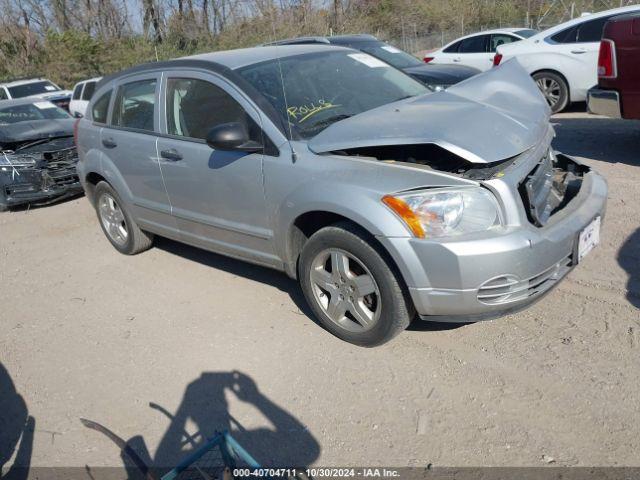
77, 46, 607, 346
0, 99, 82, 211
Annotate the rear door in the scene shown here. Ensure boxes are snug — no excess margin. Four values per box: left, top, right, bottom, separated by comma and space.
99, 73, 175, 237
156, 71, 278, 267
442, 34, 493, 71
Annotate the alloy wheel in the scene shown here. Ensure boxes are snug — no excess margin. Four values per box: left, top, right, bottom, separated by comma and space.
535, 76, 561, 109
98, 193, 128, 246
309, 248, 382, 333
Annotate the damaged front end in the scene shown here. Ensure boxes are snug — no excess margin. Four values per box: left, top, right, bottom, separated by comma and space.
0, 136, 82, 210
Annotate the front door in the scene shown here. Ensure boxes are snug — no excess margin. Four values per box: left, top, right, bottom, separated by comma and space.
157, 73, 279, 267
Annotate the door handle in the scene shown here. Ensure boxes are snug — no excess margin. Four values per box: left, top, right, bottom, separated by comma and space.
160, 148, 183, 161
453, 58, 461, 62
571, 50, 586, 54
102, 138, 117, 149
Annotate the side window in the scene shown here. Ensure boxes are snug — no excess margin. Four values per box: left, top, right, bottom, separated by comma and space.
550, 25, 578, 43
92, 90, 111, 123
82, 81, 97, 101
489, 34, 519, 52
112, 78, 157, 132
576, 16, 612, 42
166, 78, 261, 142
458, 34, 488, 53
443, 41, 461, 53
72, 83, 83, 100
0, 88, 7, 100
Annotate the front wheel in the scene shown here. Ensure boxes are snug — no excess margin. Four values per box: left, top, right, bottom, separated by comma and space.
532, 71, 569, 113
299, 222, 414, 347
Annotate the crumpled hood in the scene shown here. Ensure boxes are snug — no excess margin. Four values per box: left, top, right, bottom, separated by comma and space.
402, 63, 480, 85
308, 60, 551, 164
0, 119, 75, 147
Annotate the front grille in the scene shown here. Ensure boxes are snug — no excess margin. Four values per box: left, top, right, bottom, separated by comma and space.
43, 147, 79, 187
477, 254, 572, 305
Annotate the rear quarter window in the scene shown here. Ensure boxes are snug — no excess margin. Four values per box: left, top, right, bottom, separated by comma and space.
92, 90, 111, 123
443, 41, 461, 53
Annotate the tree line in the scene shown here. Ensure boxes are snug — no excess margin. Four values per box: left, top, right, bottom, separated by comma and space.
0, 0, 624, 88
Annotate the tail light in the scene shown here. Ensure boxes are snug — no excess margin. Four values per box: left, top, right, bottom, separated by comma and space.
493, 53, 503, 66
597, 39, 617, 78
423, 56, 434, 63
73, 118, 80, 146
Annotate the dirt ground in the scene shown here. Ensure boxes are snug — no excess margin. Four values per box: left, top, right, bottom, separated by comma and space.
1, 111, 639, 472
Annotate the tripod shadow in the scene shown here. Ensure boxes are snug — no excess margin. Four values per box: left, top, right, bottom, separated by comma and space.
0, 363, 35, 480
83, 371, 320, 479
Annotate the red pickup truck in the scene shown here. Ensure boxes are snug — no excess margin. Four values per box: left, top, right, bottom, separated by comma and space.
587, 12, 640, 119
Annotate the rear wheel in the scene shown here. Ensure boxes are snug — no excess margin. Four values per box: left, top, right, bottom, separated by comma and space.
94, 181, 153, 255
532, 71, 569, 113
299, 222, 413, 346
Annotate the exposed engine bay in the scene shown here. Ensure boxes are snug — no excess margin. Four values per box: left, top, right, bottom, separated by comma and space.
335, 144, 587, 227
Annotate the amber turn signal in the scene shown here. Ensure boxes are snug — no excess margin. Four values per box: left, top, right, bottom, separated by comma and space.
382, 195, 426, 238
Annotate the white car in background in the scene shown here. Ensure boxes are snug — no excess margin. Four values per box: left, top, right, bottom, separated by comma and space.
69, 77, 102, 118
0, 78, 73, 111
494, 4, 640, 112
424, 28, 538, 71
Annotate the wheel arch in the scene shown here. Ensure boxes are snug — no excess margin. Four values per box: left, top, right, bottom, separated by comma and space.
284, 210, 407, 285
84, 171, 107, 206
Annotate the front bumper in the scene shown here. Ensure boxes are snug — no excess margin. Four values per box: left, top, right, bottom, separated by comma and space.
378, 157, 608, 322
587, 87, 621, 118
0, 167, 82, 209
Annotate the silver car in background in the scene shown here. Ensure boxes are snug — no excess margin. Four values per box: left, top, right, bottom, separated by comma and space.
76, 45, 607, 346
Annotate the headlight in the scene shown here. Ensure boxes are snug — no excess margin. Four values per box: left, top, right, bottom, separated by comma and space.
382, 187, 502, 238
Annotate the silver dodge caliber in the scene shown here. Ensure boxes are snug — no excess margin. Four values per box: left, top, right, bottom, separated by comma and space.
76, 45, 607, 346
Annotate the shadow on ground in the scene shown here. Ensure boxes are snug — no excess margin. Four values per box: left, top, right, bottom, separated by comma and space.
155, 237, 315, 318
83, 371, 320, 479
0, 363, 34, 480
618, 228, 640, 309
552, 112, 640, 166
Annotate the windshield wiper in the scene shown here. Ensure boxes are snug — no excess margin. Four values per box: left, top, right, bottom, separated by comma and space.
300, 114, 353, 133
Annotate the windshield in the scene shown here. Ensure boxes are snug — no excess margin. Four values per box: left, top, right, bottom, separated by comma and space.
8, 81, 61, 99
359, 42, 423, 69
515, 29, 539, 38
0, 102, 70, 125
238, 50, 427, 139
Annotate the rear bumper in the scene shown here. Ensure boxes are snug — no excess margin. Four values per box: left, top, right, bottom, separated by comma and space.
587, 87, 622, 118
378, 158, 608, 322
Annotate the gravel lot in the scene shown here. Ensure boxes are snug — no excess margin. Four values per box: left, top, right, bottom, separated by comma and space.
1, 111, 639, 472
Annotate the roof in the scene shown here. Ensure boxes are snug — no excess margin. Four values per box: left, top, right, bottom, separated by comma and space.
443, 27, 533, 46
532, 4, 640, 39
0, 78, 52, 88
74, 77, 102, 86
0, 98, 56, 108
186, 44, 353, 70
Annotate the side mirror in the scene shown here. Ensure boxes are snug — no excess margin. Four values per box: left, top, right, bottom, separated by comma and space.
73, 111, 84, 119
205, 122, 262, 152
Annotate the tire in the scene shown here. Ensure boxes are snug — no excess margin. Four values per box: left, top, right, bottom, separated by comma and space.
532, 71, 569, 113
298, 221, 414, 347
94, 181, 154, 255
